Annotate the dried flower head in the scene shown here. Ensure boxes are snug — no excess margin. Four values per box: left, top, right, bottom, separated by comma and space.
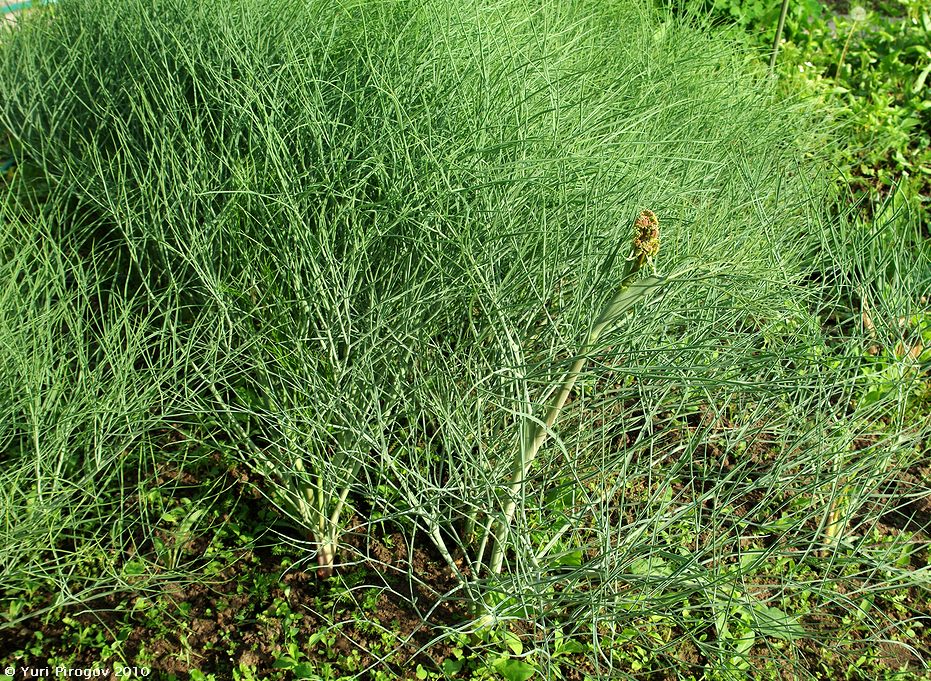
633, 209, 660, 260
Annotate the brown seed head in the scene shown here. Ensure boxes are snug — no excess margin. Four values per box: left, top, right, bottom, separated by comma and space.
633, 209, 660, 260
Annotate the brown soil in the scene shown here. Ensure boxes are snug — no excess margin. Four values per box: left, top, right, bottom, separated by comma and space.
0, 425, 928, 679
0, 528, 467, 679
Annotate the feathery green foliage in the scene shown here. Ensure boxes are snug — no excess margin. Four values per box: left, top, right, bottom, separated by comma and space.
1, 0, 928, 675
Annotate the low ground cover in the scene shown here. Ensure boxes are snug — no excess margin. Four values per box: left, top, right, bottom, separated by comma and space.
0, 0, 929, 678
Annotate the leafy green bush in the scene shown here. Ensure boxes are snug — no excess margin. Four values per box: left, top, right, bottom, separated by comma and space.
778, 2, 930, 212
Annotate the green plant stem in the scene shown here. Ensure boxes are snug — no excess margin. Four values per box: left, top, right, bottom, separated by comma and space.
835, 18, 861, 80
191, 357, 350, 576
316, 461, 362, 577
380, 451, 469, 588
488, 354, 589, 576
769, 0, 791, 74
486, 254, 650, 578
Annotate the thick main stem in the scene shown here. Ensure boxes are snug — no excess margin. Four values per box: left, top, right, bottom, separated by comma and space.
487, 353, 589, 576
485, 211, 660, 579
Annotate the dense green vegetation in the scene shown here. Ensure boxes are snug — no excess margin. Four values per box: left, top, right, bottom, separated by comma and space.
687, 0, 931, 227
0, 0, 928, 678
